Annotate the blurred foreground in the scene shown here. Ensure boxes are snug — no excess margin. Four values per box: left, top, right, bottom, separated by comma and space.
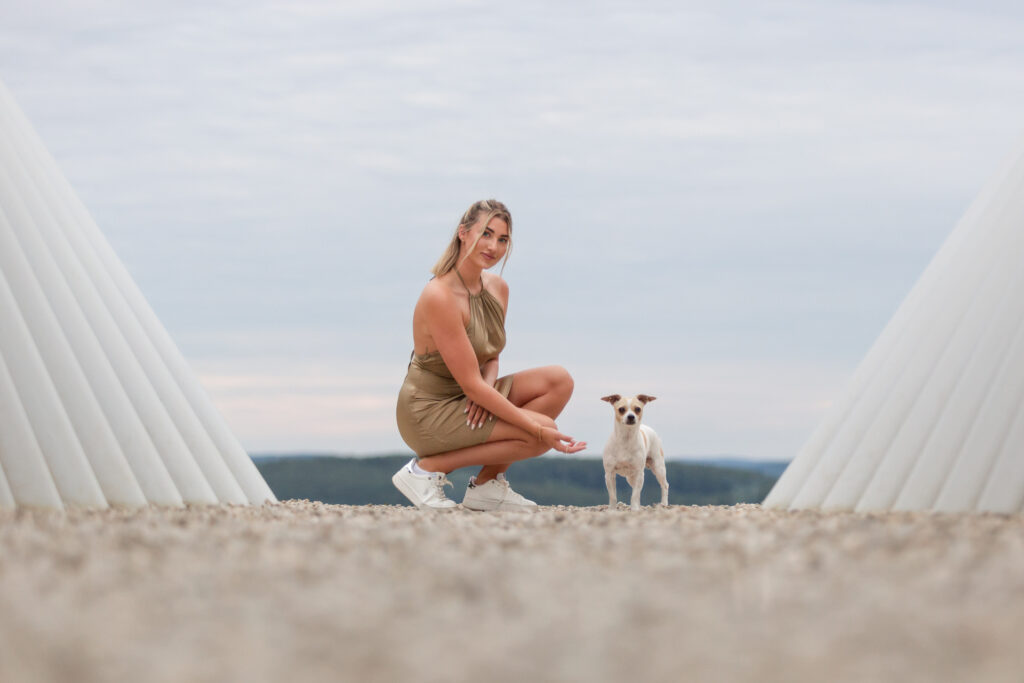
0, 502, 1021, 682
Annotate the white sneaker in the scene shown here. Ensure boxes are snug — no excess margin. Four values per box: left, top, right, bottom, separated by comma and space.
462, 473, 538, 512
392, 459, 458, 510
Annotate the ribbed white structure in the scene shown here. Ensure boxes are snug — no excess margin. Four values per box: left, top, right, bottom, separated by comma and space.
0, 79, 276, 510
764, 134, 1024, 513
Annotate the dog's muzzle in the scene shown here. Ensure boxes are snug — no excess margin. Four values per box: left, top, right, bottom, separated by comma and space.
625, 415, 636, 424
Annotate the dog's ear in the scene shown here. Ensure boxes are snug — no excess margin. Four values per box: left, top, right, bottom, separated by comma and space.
600, 394, 621, 404
637, 394, 657, 404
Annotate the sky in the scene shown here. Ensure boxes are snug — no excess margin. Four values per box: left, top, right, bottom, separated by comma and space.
1, 1, 1023, 460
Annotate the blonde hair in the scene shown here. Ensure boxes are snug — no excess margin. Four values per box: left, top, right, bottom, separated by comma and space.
431, 199, 513, 277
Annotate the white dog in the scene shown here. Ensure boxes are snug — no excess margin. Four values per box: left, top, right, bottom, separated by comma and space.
601, 394, 668, 510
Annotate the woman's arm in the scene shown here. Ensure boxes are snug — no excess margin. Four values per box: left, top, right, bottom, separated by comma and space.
422, 285, 549, 439
466, 358, 499, 429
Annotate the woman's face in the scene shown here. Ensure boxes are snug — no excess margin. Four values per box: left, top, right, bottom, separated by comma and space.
461, 216, 510, 269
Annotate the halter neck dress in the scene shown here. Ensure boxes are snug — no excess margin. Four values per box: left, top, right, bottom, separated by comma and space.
396, 273, 515, 456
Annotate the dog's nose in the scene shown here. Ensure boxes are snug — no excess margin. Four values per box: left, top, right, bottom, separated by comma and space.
626, 414, 636, 424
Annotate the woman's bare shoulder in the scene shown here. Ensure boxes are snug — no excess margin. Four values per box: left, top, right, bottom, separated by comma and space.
418, 277, 457, 309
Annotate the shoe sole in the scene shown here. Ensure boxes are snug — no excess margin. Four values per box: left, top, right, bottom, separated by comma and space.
392, 471, 457, 511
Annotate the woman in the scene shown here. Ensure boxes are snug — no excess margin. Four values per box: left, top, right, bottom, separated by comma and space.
394, 199, 586, 510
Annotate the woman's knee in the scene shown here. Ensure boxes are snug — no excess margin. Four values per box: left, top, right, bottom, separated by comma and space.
554, 365, 574, 396
539, 365, 572, 393
543, 365, 573, 404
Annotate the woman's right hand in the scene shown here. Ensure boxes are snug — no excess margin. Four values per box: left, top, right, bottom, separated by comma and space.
539, 426, 587, 454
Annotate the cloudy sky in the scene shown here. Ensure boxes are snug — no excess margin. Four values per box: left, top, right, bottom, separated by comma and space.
2, 1, 1023, 460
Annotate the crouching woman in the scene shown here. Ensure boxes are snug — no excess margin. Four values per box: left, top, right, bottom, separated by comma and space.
393, 199, 585, 511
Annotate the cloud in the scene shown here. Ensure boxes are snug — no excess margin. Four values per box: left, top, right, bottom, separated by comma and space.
2, 0, 1023, 458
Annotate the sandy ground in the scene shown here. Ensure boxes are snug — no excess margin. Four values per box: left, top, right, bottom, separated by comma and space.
1, 501, 1022, 683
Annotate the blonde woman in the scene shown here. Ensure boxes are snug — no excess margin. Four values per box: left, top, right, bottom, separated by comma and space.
394, 199, 585, 510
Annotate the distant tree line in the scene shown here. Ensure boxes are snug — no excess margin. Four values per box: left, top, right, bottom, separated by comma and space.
254, 454, 778, 506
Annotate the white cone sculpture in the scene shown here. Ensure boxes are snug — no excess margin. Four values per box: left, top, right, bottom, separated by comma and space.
765, 136, 1024, 514
0, 79, 276, 510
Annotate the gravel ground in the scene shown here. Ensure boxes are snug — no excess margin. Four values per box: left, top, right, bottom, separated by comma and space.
1, 501, 1022, 682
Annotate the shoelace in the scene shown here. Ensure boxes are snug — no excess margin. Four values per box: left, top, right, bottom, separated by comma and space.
432, 474, 454, 499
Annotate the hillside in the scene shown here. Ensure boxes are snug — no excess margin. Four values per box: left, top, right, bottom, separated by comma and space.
253, 454, 779, 506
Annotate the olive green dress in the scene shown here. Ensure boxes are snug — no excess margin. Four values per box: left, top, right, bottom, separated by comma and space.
396, 274, 514, 456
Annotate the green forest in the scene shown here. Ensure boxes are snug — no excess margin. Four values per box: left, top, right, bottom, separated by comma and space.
254, 455, 782, 507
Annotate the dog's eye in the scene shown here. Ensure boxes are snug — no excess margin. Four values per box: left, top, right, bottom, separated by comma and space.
634, 407, 641, 414
618, 407, 626, 414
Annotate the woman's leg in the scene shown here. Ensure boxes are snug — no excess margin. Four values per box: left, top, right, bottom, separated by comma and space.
419, 365, 575, 482
476, 365, 574, 482
505, 365, 574, 419
416, 409, 555, 474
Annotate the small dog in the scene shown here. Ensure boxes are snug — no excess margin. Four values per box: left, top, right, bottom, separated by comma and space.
601, 394, 668, 510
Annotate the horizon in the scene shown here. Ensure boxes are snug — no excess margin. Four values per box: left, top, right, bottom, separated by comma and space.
247, 450, 790, 463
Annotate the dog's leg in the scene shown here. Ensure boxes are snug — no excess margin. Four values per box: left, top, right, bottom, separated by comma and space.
651, 456, 669, 506
605, 470, 618, 508
627, 470, 644, 511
